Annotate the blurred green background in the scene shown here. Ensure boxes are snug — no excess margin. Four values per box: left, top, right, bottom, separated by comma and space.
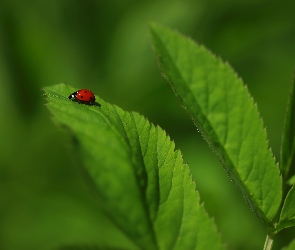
1, 0, 295, 249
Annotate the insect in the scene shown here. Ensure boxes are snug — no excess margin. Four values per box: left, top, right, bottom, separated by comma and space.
68, 89, 96, 105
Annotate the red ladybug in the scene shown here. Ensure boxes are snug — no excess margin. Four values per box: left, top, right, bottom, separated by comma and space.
69, 89, 96, 105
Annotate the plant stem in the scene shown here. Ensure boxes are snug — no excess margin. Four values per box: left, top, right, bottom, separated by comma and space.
263, 233, 274, 250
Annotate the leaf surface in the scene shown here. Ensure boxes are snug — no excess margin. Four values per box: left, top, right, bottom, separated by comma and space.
281, 238, 295, 250
281, 75, 295, 179
278, 186, 295, 231
150, 24, 282, 225
44, 83, 225, 250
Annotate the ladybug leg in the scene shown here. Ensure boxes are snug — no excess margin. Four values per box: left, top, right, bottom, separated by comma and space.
92, 101, 101, 107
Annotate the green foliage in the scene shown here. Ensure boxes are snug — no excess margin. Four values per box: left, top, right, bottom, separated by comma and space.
282, 239, 295, 250
149, 23, 282, 226
281, 75, 295, 179
148, 23, 295, 248
279, 186, 295, 230
3, 1, 295, 248
42, 23, 295, 249
43, 83, 225, 250
278, 76, 295, 232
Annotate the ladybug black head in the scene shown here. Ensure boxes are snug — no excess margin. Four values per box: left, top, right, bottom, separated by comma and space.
68, 92, 77, 99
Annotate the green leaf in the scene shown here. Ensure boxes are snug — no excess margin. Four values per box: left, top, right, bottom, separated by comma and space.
281, 75, 295, 179
43, 83, 225, 250
149, 24, 282, 225
287, 175, 295, 186
278, 186, 295, 231
281, 238, 295, 250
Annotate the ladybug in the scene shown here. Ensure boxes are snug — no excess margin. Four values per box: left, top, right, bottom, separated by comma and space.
68, 89, 96, 105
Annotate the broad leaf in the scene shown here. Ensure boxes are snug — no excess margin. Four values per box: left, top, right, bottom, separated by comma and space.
44, 83, 225, 250
150, 24, 282, 225
281, 75, 295, 179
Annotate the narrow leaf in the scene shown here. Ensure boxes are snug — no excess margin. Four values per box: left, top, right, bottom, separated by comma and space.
150, 24, 282, 225
281, 238, 295, 250
281, 74, 295, 179
278, 186, 295, 231
44, 83, 225, 250
287, 175, 295, 186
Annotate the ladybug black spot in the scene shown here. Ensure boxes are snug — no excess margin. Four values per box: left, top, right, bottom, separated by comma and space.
80, 95, 84, 99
